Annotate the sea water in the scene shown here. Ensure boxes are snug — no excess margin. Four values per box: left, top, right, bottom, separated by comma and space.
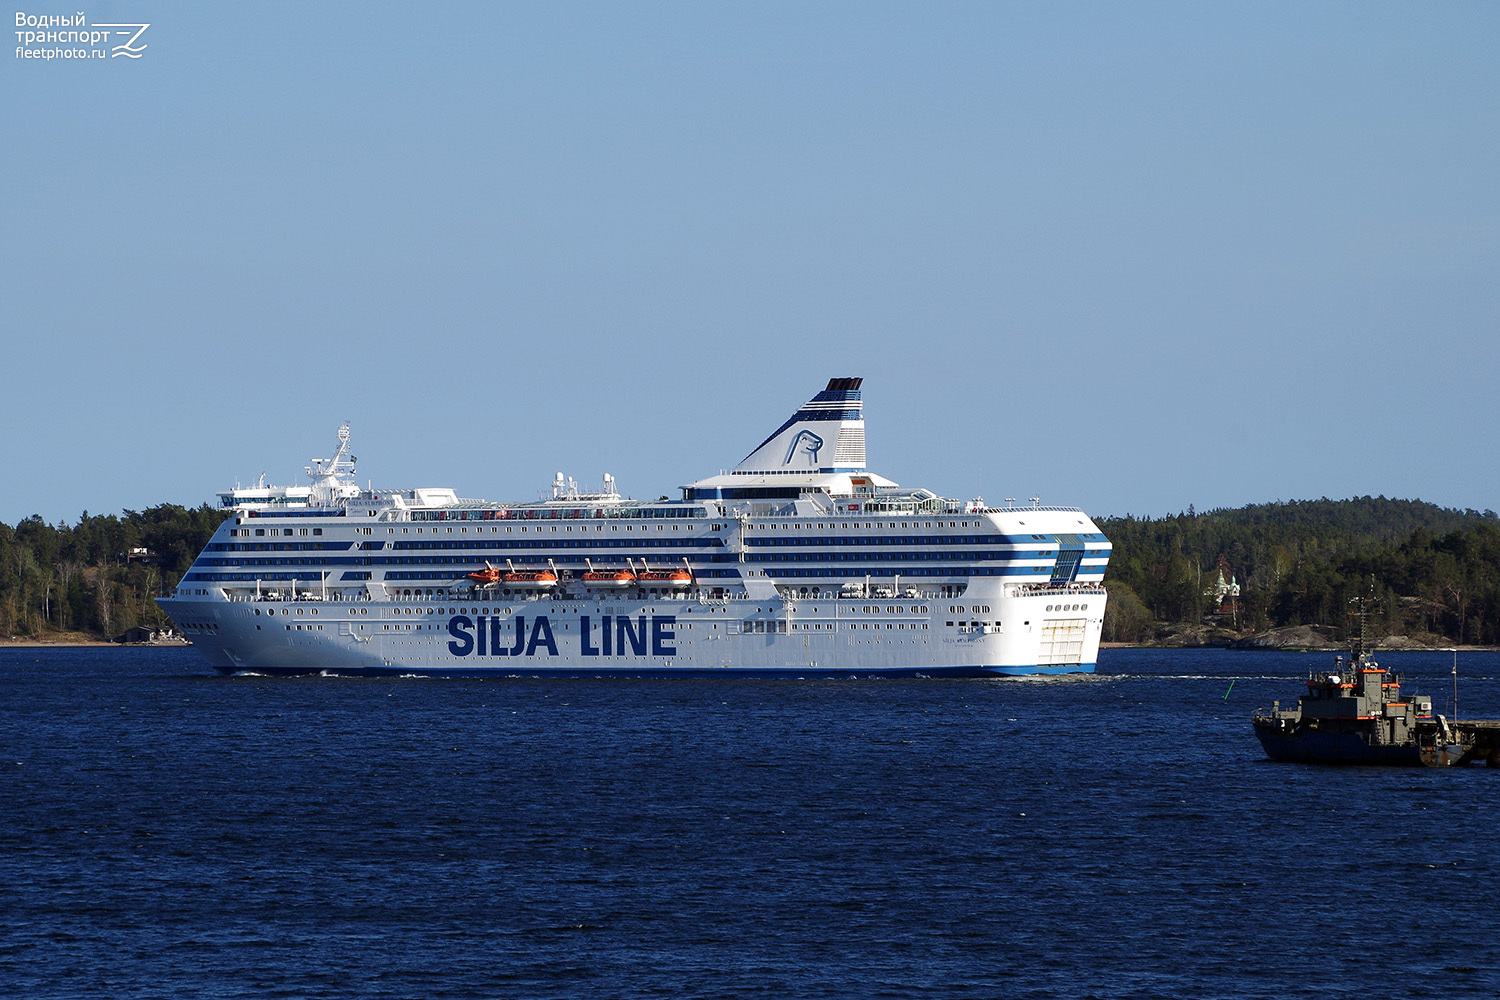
4, 646, 1499, 999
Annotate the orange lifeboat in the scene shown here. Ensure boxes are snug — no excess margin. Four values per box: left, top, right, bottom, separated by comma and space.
581, 558, 635, 589
632, 559, 692, 589
466, 562, 503, 586
501, 559, 557, 590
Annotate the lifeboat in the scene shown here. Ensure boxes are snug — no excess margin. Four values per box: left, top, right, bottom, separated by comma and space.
502, 559, 557, 590
466, 562, 503, 586
632, 559, 693, 589
581, 558, 635, 589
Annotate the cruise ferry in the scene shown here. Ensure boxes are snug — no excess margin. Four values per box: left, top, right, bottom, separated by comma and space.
159, 379, 1111, 677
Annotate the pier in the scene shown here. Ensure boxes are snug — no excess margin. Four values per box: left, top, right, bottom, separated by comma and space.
1422, 720, 1500, 766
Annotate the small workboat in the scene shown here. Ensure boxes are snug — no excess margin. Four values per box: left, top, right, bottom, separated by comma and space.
1251, 639, 1473, 766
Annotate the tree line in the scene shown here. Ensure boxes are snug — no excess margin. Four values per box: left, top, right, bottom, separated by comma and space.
1098, 497, 1500, 645
0, 506, 227, 639
2, 496, 1497, 645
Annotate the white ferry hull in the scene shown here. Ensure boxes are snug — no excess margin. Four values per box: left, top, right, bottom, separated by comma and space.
158, 586, 1103, 679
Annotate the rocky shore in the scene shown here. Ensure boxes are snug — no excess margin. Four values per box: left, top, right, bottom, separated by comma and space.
1126, 623, 1491, 652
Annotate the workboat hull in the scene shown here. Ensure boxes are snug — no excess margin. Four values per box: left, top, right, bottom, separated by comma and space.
1253, 724, 1472, 767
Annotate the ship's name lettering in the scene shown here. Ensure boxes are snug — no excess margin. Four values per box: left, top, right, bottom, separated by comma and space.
446, 614, 676, 658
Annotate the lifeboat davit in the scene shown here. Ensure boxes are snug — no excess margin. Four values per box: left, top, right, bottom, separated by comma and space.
501, 559, 557, 589
581, 559, 635, 589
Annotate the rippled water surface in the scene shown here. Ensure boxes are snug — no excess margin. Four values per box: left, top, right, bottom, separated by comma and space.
5, 646, 1500, 998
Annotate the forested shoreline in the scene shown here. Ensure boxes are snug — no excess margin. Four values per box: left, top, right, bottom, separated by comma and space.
1098, 498, 1500, 646
1, 497, 1497, 646
0, 506, 226, 641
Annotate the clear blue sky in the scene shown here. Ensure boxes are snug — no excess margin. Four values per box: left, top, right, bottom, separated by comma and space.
4, 1, 1496, 525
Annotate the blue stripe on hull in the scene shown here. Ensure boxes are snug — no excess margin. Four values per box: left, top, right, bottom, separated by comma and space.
213, 662, 1097, 679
